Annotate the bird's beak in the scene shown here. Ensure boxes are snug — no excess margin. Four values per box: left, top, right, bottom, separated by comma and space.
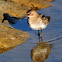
20, 14, 27, 21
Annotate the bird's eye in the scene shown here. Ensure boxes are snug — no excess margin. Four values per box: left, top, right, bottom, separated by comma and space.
27, 12, 31, 15
29, 13, 31, 14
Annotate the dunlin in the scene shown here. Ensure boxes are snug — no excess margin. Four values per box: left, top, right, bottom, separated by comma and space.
21, 9, 51, 37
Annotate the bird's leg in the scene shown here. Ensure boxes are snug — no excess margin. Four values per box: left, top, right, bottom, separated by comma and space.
38, 30, 40, 36
40, 30, 43, 42
40, 30, 42, 36
38, 30, 42, 37
38, 30, 41, 42
38, 30, 43, 42
41, 35, 43, 42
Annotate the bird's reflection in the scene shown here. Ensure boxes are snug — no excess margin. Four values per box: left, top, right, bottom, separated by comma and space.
31, 36, 52, 62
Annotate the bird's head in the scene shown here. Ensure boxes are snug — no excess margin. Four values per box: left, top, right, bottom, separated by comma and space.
27, 9, 39, 18
20, 9, 39, 21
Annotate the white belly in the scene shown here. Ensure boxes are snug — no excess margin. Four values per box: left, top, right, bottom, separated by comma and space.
29, 20, 47, 30
30, 23, 47, 30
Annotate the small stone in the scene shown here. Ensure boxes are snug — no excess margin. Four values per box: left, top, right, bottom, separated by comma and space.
10, 38, 15, 40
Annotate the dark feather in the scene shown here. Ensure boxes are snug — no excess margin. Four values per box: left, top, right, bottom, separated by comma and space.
42, 15, 51, 22
47, 16, 51, 22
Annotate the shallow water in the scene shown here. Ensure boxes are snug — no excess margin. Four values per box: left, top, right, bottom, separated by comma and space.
0, 0, 62, 62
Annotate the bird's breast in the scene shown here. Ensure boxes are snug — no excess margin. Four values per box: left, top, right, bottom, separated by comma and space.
28, 18, 47, 30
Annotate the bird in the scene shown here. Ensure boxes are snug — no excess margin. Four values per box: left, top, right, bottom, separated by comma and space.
21, 9, 51, 39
